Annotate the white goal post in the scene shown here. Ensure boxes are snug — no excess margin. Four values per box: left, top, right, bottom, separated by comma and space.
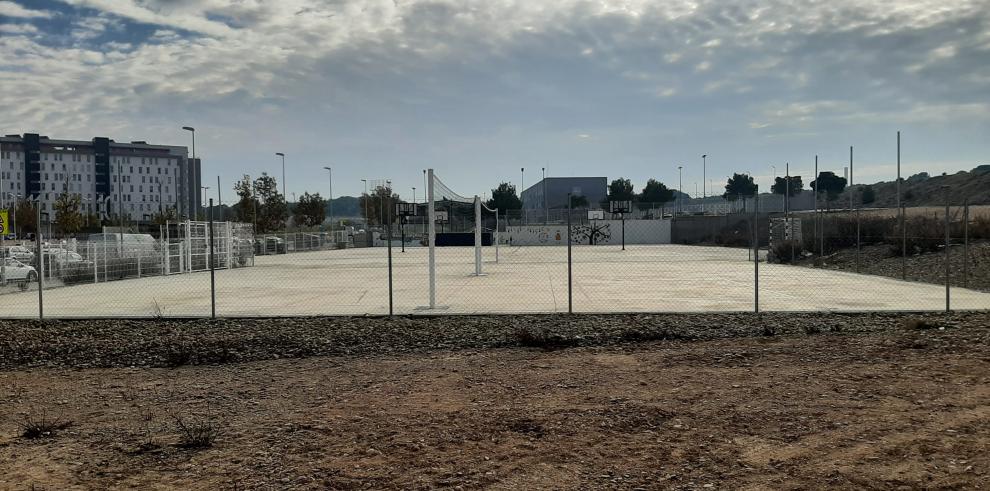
426, 168, 494, 309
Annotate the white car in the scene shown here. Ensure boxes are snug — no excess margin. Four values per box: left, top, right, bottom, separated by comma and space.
2, 245, 35, 263
2, 258, 38, 288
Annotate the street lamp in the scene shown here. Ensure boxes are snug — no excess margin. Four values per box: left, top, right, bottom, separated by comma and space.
322, 166, 333, 231
181, 126, 195, 217
677, 165, 683, 215
275, 152, 286, 249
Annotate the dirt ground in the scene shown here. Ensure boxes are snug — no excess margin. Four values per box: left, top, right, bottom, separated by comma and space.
2, 317, 989, 490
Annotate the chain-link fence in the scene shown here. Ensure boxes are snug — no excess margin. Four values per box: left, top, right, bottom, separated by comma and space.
2, 198, 988, 318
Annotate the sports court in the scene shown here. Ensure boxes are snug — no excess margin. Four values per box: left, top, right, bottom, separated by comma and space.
2, 244, 987, 317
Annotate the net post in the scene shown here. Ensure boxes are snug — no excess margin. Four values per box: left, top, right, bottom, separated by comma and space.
567, 193, 573, 314
474, 195, 482, 275
495, 208, 499, 263
428, 169, 436, 309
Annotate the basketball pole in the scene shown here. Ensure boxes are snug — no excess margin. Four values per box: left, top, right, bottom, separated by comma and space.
428, 169, 436, 309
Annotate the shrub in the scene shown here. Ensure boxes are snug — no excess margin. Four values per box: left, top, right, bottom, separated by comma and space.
770, 240, 802, 263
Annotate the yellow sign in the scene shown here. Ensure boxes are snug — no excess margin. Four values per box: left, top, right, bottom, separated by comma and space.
0, 210, 7, 236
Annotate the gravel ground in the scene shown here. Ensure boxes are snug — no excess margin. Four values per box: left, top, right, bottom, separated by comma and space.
2, 311, 989, 370
1, 319, 988, 489
795, 240, 990, 292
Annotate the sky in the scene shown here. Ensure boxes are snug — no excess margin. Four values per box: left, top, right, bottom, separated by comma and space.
1, 0, 988, 203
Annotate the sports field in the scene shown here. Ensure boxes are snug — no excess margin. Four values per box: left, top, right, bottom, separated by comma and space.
2, 245, 987, 317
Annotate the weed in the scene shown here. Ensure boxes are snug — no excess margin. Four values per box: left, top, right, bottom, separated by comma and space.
19, 409, 73, 439
802, 323, 821, 335
151, 299, 166, 319
172, 411, 221, 449
164, 340, 193, 367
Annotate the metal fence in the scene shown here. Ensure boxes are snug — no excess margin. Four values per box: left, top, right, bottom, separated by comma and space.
1, 201, 988, 318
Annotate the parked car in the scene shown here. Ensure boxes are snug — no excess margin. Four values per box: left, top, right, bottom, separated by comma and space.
2, 258, 38, 290
254, 236, 286, 255
2, 245, 35, 263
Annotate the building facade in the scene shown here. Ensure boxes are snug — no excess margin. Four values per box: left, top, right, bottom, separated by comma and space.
521, 176, 607, 210
0, 133, 202, 224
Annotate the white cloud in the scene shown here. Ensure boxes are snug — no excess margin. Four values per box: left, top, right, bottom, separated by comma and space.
0, 1, 52, 18
0, 23, 38, 34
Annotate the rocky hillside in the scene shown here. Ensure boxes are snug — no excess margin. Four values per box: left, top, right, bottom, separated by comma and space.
845, 165, 990, 207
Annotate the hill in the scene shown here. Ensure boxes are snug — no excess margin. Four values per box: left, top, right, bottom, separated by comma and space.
846, 165, 990, 207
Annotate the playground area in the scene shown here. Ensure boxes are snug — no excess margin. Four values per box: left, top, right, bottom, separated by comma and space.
2, 244, 987, 318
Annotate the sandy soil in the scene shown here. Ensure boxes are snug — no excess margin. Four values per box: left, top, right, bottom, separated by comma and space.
2, 325, 989, 490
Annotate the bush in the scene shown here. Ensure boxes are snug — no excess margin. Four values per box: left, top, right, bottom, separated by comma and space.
770, 240, 802, 263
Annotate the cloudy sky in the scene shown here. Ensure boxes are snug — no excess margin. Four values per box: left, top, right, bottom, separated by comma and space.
1, 0, 988, 202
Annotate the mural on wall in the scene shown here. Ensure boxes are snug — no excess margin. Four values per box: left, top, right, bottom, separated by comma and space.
572, 222, 611, 245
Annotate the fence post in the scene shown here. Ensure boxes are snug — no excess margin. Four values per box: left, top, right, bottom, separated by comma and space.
387, 206, 394, 316
901, 203, 907, 280
208, 199, 216, 319
93, 243, 98, 284
753, 188, 759, 314
567, 193, 573, 314
943, 187, 950, 313
36, 204, 43, 321
963, 200, 969, 289
855, 208, 861, 273
137, 251, 142, 278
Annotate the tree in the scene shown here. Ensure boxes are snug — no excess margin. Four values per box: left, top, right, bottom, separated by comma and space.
14, 200, 38, 236
770, 175, 803, 197
608, 178, 635, 202
250, 173, 288, 233
485, 182, 523, 214
861, 185, 876, 205
638, 179, 675, 206
359, 185, 400, 226
54, 193, 84, 235
293, 192, 326, 228
723, 173, 757, 200
152, 206, 178, 226
233, 178, 260, 227
810, 171, 847, 205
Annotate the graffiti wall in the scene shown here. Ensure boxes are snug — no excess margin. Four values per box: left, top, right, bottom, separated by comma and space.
504, 220, 671, 246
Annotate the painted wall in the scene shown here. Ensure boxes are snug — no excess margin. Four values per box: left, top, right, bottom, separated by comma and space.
504, 219, 671, 246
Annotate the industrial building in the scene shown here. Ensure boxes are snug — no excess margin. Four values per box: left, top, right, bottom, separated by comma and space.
520, 176, 607, 210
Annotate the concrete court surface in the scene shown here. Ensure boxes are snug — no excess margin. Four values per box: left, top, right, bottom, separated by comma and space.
1, 245, 987, 318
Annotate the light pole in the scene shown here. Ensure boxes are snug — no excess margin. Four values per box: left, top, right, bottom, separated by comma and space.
677, 165, 683, 215
701, 154, 707, 214
181, 126, 195, 218
322, 166, 333, 231
201, 186, 210, 216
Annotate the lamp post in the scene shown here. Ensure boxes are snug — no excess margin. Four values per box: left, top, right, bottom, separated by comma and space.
181, 126, 195, 218
322, 166, 333, 231
677, 165, 683, 215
